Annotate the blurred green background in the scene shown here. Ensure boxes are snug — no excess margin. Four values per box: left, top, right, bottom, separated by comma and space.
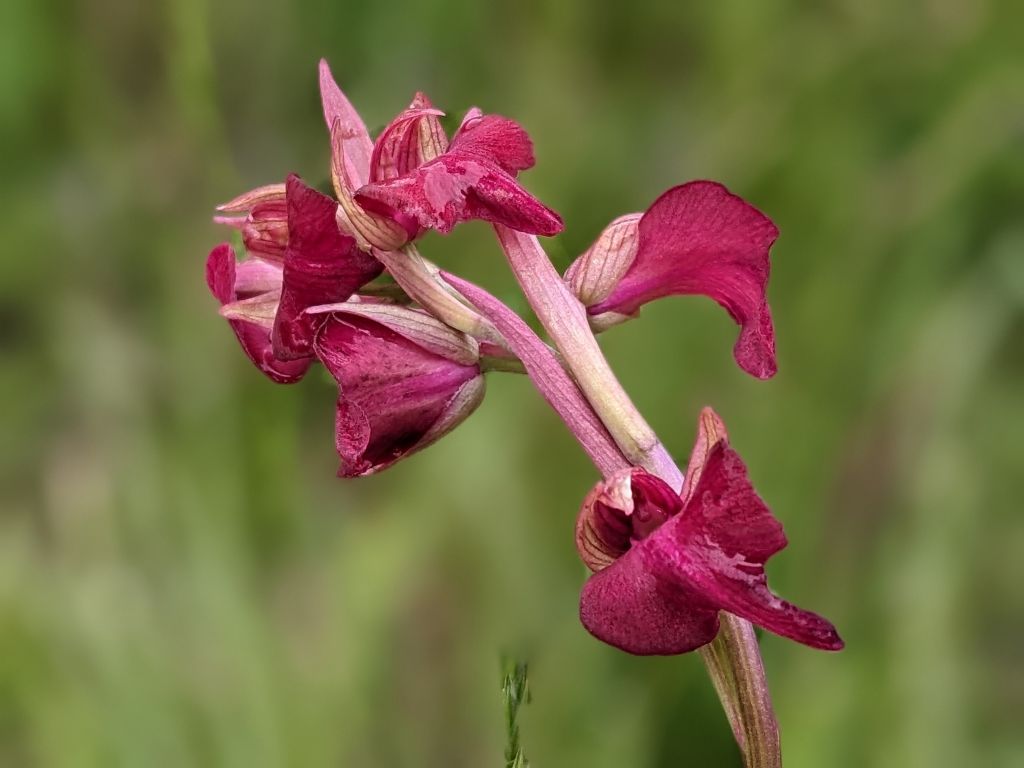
2, 0, 1023, 766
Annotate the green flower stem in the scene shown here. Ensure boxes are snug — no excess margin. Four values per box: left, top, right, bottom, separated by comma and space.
492, 223, 781, 768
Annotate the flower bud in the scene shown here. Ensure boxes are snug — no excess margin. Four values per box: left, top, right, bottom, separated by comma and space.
214, 184, 289, 260
369, 92, 449, 182
564, 213, 641, 307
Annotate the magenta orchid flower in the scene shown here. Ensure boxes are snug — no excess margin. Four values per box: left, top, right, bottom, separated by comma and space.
352, 108, 563, 245
576, 407, 842, 654
308, 304, 485, 477
565, 182, 779, 379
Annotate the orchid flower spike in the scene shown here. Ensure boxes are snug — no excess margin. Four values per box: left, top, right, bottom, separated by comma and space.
565, 182, 779, 379
308, 303, 485, 477
575, 407, 843, 654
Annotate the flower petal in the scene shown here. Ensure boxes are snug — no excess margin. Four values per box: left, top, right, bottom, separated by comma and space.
667, 443, 843, 650
306, 303, 479, 365
369, 93, 448, 182
314, 313, 482, 477
271, 175, 383, 360
319, 59, 373, 186
449, 113, 536, 174
205, 243, 311, 384
589, 182, 779, 379
355, 154, 563, 236
580, 539, 722, 655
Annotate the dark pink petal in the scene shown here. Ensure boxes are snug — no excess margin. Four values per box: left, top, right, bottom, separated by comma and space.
369, 93, 448, 182
314, 313, 483, 477
590, 182, 779, 379
355, 154, 563, 237
580, 538, 722, 655
448, 113, 535, 174
669, 444, 843, 650
204, 243, 311, 384
271, 175, 383, 360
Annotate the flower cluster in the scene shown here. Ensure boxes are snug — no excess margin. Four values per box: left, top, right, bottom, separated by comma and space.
206, 60, 840, 664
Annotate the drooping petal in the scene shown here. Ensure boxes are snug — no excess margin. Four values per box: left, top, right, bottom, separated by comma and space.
319, 59, 373, 186
369, 93, 448, 182
669, 444, 843, 650
355, 153, 563, 237
271, 175, 383, 360
580, 537, 722, 655
313, 312, 483, 477
205, 243, 311, 384
588, 182, 779, 379
448, 113, 535, 174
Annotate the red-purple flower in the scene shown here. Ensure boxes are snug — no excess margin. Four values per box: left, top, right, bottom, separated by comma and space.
352, 108, 564, 244
576, 407, 842, 655
309, 304, 485, 477
565, 182, 779, 379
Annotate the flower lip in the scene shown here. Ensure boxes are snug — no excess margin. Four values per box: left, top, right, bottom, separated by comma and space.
571, 181, 779, 379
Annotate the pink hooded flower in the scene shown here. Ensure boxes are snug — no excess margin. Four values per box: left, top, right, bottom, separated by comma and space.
310, 304, 485, 477
576, 408, 842, 655
205, 243, 311, 384
565, 182, 779, 379
352, 109, 564, 242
